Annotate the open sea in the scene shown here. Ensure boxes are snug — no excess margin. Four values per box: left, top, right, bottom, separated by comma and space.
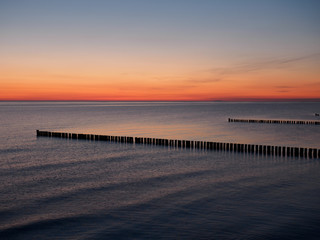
1, 101, 320, 240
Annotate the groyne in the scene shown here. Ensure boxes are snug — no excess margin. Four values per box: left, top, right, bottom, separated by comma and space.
36, 130, 319, 159
228, 118, 320, 125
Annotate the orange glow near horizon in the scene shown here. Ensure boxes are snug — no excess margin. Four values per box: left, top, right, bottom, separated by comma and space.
1, 61, 319, 101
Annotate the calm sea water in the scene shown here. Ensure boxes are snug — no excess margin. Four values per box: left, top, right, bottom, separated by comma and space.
1, 101, 320, 239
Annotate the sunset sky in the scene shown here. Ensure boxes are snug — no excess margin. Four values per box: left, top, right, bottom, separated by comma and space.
1, 0, 320, 101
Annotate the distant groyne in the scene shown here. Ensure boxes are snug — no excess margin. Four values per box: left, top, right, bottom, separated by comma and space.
36, 130, 320, 159
228, 118, 320, 125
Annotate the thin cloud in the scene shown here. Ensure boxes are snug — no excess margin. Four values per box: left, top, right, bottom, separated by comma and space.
210, 53, 320, 76
303, 81, 320, 87
186, 78, 222, 84
277, 90, 290, 93
275, 85, 295, 89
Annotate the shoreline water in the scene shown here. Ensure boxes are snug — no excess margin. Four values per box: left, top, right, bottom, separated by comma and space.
1, 102, 320, 239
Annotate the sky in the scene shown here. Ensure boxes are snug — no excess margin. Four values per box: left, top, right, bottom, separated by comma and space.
1, 0, 320, 101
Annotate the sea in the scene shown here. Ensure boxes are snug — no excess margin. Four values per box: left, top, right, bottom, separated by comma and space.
0, 101, 320, 240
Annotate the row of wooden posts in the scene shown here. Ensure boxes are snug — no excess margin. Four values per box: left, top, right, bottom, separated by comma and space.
36, 130, 319, 159
228, 118, 320, 125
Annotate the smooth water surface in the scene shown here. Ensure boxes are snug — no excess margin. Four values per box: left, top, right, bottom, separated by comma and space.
1, 102, 320, 239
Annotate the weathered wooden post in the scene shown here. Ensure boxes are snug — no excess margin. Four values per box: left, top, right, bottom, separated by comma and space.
258, 145, 262, 154
248, 144, 252, 153
212, 142, 216, 150
275, 146, 279, 156
304, 148, 308, 158
266, 146, 270, 155
294, 147, 299, 157
313, 149, 317, 158
299, 148, 304, 157
282, 147, 286, 156
286, 147, 290, 157
225, 143, 229, 151
290, 147, 294, 156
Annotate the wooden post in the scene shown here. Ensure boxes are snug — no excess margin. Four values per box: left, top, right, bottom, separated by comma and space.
312, 149, 317, 158
259, 145, 262, 154
294, 147, 299, 157
282, 147, 286, 156
304, 148, 308, 158
213, 142, 217, 150
226, 143, 229, 151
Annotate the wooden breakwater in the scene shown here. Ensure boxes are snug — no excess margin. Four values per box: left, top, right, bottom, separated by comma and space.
36, 130, 320, 159
228, 118, 320, 125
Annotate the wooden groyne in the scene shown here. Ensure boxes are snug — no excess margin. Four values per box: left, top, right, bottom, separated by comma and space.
228, 118, 320, 125
36, 130, 319, 159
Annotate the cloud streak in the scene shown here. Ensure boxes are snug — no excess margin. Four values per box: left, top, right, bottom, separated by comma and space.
275, 85, 295, 89
186, 78, 222, 84
210, 53, 320, 76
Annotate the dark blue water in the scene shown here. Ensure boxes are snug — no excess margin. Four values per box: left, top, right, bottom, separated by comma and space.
1, 102, 320, 239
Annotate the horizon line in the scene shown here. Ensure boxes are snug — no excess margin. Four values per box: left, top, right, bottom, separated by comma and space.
1, 98, 320, 102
